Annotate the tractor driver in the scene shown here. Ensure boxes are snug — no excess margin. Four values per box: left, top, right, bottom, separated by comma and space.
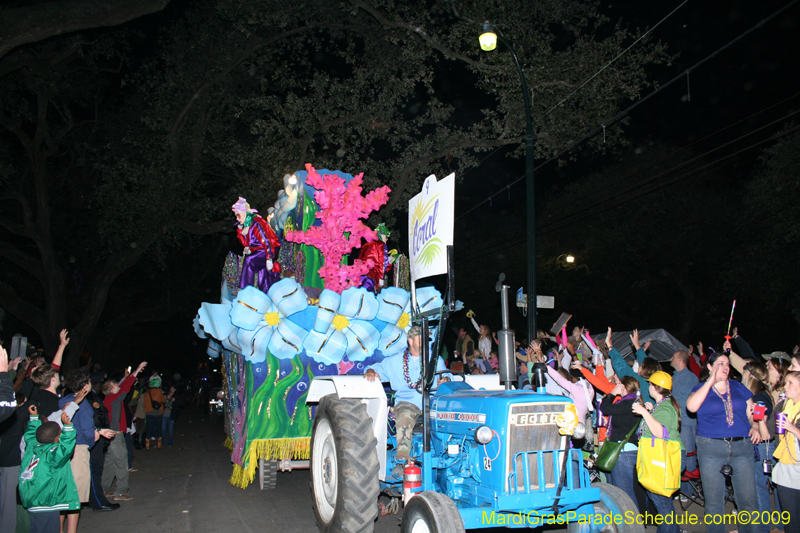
364, 325, 451, 476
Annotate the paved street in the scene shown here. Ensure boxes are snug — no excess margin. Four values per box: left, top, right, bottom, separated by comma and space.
78, 405, 743, 533
79, 406, 406, 533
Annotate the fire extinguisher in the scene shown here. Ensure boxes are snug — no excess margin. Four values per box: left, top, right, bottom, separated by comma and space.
403, 461, 421, 504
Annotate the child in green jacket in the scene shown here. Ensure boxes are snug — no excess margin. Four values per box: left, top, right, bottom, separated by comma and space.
19, 405, 79, 533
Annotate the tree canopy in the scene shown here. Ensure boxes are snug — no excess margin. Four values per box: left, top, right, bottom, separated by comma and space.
0, 0, 671, 367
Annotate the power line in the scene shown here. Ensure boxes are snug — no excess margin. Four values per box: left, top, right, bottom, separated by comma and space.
546, 92, 800, 205
457, 0, 690, 183
458, 121, 800, 262
542, 0, 690, 118
554, 0, 800, 159
456, 93, 799, 223
535, 108, 800, 232
536, 123, 800, 238
455, 0, 800, 221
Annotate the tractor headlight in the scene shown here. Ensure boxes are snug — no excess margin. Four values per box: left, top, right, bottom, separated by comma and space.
474, 425, 493, 444
572, 422, 586, 440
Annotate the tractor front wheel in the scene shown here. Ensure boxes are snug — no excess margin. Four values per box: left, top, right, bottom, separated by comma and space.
401, 491, 464, 533
567, 482, 643, 533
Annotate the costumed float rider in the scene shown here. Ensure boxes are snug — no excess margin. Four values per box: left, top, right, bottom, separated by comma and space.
232, 197, 282, 293
358, 223, 394, 293
364, 326, 451, 477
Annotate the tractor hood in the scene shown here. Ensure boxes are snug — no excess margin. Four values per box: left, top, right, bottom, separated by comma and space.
430, 381, 574, 436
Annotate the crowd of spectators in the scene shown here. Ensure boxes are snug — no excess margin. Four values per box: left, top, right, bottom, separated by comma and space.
449, 318, 800, 533
0, 330, 186, 533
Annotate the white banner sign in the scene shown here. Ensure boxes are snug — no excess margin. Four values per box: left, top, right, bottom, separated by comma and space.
408, 173, 455, 282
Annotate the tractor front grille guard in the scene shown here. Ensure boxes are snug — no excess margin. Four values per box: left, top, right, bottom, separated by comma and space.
506, 402, 567, 492
507, 448, 586, 495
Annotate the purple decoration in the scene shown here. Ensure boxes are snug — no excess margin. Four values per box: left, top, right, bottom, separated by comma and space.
231, 356, 248, 466
359, 275, 376, 293
239, 223, 280, 293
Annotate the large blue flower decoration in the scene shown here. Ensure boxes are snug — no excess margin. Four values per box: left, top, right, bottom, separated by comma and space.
195, 279, 445, 366
375, 287, 411, 358
225, 280, 312, 363
304, 287, 381, 364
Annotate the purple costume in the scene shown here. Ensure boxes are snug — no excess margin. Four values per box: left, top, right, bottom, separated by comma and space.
233, 198, 281, 294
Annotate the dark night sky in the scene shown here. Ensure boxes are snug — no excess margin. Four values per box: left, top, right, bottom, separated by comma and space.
103, 0, 800, 365
2, 0, 798, 369
445, 0, 800, 351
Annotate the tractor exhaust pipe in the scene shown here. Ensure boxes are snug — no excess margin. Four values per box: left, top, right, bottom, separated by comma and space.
496, 274, 516, 390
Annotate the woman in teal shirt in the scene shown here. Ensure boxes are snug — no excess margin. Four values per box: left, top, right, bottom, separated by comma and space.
606, 328, 661, 405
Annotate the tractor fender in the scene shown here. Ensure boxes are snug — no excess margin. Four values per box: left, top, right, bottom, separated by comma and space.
307, 375, 389, 481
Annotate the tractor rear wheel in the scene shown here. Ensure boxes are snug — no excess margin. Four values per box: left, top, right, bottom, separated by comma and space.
311, 394, 380, 533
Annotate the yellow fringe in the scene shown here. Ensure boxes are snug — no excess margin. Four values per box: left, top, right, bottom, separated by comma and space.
229, 463, 249, 488
228, 437, 311, 489
222, 436, 233, 450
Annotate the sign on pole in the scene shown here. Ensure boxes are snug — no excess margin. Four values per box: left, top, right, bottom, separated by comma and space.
11, 334, 27, 360
408, 173, 455, 282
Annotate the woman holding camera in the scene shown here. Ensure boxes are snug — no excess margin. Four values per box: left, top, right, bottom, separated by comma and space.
687, 351, 758, 533
741, 359, 784, 533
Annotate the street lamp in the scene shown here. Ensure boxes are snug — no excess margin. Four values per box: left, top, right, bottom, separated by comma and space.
479, 21, 537, 343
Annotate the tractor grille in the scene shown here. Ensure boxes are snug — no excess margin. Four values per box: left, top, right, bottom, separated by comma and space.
506, 403, 566, 492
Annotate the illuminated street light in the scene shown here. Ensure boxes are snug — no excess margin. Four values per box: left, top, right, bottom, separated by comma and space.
479, 21, 537, 342
479, 22, 497, 51
555, 254, 577, 268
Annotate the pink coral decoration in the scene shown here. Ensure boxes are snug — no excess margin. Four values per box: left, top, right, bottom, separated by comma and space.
285, 164, 391, 294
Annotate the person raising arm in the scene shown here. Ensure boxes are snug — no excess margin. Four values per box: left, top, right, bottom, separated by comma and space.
686, 351, 758, 533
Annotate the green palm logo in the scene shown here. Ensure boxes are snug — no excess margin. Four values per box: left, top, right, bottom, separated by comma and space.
417, 238, 443, 267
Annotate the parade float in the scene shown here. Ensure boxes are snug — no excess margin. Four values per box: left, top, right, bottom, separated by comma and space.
193, 164, 446, 489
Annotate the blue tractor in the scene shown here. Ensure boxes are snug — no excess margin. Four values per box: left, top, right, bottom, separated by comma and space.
306, 279, 641, 533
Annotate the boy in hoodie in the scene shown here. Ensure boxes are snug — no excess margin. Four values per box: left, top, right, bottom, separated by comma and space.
19, 405, 79, 533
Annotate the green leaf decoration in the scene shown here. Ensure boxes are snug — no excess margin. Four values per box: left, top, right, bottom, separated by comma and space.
417, 238, 443, 267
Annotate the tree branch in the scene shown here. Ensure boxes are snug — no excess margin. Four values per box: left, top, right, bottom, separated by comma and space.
0, 191, 35, 231
385, 136, 522, 213
0, 241, 45, 282
169, 24, 322, 149
0, 216, 27, 238
295, 115, 371, 169
0, 0, 172, 60
68, 233, 157, 357
0, 41, 83, 79
349, 0, 499, 71
0, 115, 31, 150
0, 282, 46, 335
